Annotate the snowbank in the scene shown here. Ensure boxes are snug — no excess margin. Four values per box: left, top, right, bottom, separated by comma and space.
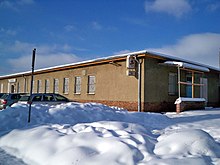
0, 102, 220, 165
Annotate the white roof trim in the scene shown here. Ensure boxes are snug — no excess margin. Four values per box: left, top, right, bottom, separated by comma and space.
164, 61, 210, 72
1, 49, 219, 78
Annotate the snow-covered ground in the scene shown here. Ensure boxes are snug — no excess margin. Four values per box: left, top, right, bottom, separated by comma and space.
0, 102, 220, 165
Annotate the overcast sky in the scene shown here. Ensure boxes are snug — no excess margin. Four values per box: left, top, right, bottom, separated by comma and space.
0, 0, 220, 75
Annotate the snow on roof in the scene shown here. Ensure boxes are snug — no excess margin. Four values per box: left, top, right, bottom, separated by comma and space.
174, 97, 206, 104
0, 49, 219, 78
147, 50, 220, 72
0, 50, 147, 79
164, 61, 210, 72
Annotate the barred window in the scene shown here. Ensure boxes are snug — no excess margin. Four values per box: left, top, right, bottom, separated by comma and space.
168, 73, 177, 95
74, 76, 81, 94
17, 82, 20, 93
63, 78, 69, 94
32, 80, 35, 93
53, 79, 59, 94
88, 76, 95, 94
37, 80, 42, 93
0, 84, 3, 93
45, 79, 50, 93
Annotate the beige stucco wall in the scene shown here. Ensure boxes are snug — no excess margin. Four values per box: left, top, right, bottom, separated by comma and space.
0, 55, 219, 111
144, 58, 178, 103
71, 61, 139, 102
25, 60, 140, 103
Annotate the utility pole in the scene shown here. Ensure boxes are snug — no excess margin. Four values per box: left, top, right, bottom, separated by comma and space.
28, 48, 36, 123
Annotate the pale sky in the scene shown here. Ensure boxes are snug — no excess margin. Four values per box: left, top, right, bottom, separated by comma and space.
0, 0, 220, 75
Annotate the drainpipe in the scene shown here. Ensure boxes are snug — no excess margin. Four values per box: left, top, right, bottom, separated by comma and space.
134, 56, 142, 112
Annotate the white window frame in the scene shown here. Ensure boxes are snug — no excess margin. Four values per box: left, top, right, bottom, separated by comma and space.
32, 80, 35, 93
53, 79, 59, 94
17, 82, 20, 93
0, 84, 3, 93
88, 76, 95, 94
74, 76, 81, 94
63, 78, 69, 94
168, 73, 177, 95
37, 80, 42, 93
45, 79, 50, 93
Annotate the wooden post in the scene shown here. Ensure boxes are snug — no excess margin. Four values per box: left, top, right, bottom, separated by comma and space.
192, 71, 194, 98
178, 66, 181, 98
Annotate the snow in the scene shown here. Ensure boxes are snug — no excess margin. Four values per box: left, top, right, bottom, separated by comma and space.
0, 50, 147, 79
1, 49, 220, 79
148, 50, 220, 72
174, 97, 206, 104
164, 61, 210, 72
0, 102, 220, 164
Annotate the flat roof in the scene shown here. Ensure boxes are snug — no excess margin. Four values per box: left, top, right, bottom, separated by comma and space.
0, 50, 219, 79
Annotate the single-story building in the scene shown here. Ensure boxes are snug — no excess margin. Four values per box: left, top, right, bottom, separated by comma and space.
0, 50, 219, 112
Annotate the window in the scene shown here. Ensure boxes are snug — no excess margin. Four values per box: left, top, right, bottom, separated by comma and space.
0, 84, 3, 93
74, 76, 81, 94
45, 79, 50, 93
17, 82, 20, 93
37, 80, 42, 93
32, 80, 35, 93
54, 94, 69, 101
63, 78, 69, 94
53, 79, 59, 93
32, 95, 42, 101
24, 78, 27, 93
168, 73, 177, 95
11, 94, 20, 100
88, 76, 95, 94
43, 94, 55, 101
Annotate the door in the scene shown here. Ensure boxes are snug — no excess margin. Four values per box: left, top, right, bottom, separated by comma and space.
200, 78, 208, 102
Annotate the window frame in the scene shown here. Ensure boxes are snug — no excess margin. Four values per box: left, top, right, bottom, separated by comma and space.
87, 75, 96, 94
45, 79, 50, 93
74, 76, 81, 94
0, 84, 3, 93
37, 80, 42, 93
63, 78, 69, 94
53, 79, 59, 94
17, 82, 20, 93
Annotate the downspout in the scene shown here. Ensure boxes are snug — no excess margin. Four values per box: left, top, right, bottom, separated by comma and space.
134, 56, 142, 112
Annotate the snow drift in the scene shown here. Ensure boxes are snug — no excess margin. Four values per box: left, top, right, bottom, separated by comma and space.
0, 102, 220, 164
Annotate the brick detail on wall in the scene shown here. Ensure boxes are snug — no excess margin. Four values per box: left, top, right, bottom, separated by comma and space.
75, 99, 176, 112
176, 101, 205, 113
75, 100, 138, 112
144, 102, 176, 112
